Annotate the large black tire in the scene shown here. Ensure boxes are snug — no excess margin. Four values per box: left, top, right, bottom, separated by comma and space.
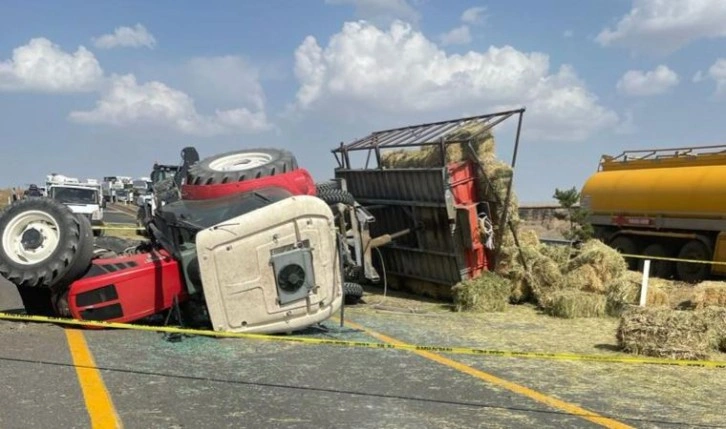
316, 180, 341, 193
608, 235, 639, 270
343, 282, 364, 305
16, 285, 54, 316
186, 148, 298, 186
638, 243, 675, 279
676, 240, 712, 283
0, 199, 93, 289
59, 214, 95, 286
318, 189, 355, 206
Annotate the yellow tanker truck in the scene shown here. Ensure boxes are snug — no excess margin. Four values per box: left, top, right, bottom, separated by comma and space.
581, 145, 726, 282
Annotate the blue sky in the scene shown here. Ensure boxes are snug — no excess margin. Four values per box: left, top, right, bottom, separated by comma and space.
1, 0, 725, 202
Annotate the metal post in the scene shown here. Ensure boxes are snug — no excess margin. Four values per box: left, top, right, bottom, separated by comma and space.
495, 110, 524, 258
639, 260, 650, 307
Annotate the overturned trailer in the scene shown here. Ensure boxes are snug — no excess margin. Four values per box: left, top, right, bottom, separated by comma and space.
330, 109, 525, 295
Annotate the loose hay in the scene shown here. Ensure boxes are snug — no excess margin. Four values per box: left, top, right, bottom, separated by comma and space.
617, 307, 712, 360
562, 265, 604, 293
452, 272, 511, 313
605, 272, 670, 316
692, 282, 726, 309
702, 307, 726, 352
565, 240, 627, 285
543, 290, 606, 319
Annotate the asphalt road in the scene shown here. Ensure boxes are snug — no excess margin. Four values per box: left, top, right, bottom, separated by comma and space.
1, 276, 724, 428
104, 204, 136, 224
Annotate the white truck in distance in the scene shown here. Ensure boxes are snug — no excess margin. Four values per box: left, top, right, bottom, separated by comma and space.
46, 174, 104, 234
102, 176, 132, 203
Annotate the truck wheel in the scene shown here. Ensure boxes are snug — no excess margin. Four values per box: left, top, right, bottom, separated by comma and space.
676, 240, 711, 283
316, 180, 341, 193
343, 282, 364, 305
608, 236, 639, 270
0, 199, 93, 289
186, 148, 297, 186
318, 189, 355, 206
60, 214, 95, 286
638, 243, 675, 279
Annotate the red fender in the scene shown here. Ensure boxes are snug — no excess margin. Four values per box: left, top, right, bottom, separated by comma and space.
181, 168, 317, 200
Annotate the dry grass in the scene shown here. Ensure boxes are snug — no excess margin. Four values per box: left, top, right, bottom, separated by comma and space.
451, 272, 510, 313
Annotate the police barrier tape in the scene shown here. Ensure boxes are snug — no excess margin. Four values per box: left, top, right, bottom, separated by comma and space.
0, 311, 724, 369
621, 253, 726, 266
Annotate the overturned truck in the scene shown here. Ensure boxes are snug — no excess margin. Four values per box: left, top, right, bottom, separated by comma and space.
0, 147, 375, 333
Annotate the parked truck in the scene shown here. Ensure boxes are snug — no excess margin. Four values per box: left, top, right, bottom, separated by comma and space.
46, 174, 104, 235
581, 145, 726, 282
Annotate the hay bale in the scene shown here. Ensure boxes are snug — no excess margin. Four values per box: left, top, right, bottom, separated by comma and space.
452, 272, 511, 312
538, 244, 574, 266
543, 290, 606, 319
566, 239, 627, 285
692, 281, 726, 309
605, 273, 670, 316
562, 265, 604, 293
702, 307, 726, 352
617, 307, 712, 360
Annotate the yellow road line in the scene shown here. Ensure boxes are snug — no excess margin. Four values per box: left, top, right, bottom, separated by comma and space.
65, 329, 122, 429
345, 320, 633, 429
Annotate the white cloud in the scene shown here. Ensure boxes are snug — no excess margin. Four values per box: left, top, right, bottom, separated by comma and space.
439, 25, 471, 46
461, 6, 487, 25
616, 65, 679, 96
69, 74, 271, 135
186, 56, 266, 110
0, 38, 103, 92
708, 58, 726, 95
92, 24, 157, 49
596, 0, 726, 54
293, 21, 618, 141
325, 0, 420, 26
563, 30, 574, 38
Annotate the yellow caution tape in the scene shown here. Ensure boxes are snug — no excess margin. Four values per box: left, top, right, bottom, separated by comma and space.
91, 225, 144, 231
0, 311, 724, 369
620, 253, 726, 266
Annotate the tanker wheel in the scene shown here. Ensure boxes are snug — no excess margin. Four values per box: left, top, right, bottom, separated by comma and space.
608, 235, 639, 270
676, 240, 711, 283
638, 243, 675, 279
186, 148, 297, 186
0, 199, 94, 289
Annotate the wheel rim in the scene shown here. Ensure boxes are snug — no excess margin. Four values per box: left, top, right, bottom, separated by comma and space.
1, 210, 61, 265
208, 153, 273, 172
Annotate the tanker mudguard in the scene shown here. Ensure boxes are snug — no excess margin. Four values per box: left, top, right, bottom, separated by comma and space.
196, 195, 342, 334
